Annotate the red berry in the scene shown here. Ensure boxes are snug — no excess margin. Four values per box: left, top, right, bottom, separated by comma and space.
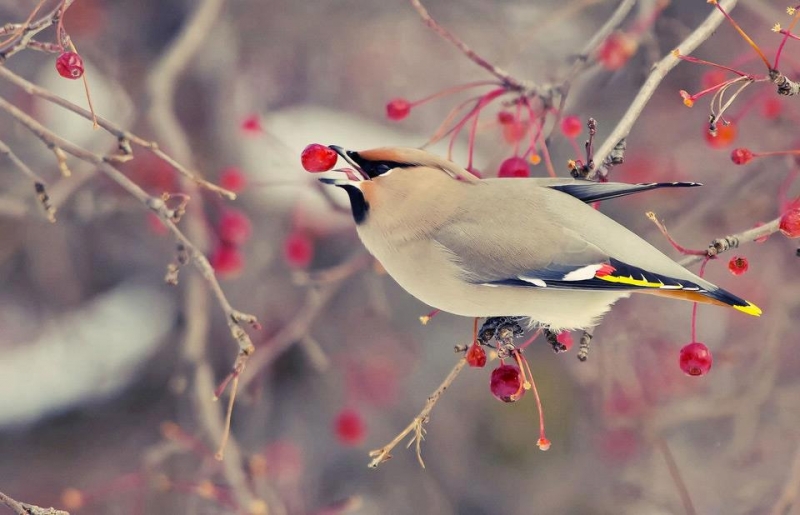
597, 31, 638, 70
701, 69, 728, 91
705, 122, 737, 148
780, 203, 800, 238
219, 167, 246, 193
240, 114, 263, 134
490, 364, 525, 402
218, 209, 252, 245
498, 156, 529, 178
284, 231, 314, 268
465, 343, 486, 368
497, 111, 515, 124
761, 97, 782, 119
560, 115, 582, 138
55, 51, 84, 79
730, 148, 753, 165
300, 143, 338, 172
333, 408, 366, 446
727, 256, 749, 276
679, 342, 712, 376
386, 98, 411, 121
210, 243, 244, 277
501, 120, 528, 144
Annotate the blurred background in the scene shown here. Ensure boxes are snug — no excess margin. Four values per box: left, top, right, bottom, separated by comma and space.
0, 0, 798, 513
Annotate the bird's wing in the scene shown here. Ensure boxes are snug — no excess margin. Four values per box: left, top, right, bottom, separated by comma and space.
431, 181, 759, 315
515, 178, 702, 204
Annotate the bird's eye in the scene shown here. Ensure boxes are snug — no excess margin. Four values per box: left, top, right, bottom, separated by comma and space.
374, 164, 392, 175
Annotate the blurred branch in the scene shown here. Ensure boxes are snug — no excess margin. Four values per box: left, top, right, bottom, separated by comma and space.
0, 0, 75, 61
592, 0, 739, 173
239, 253, 371, 390
0, 490, 68, 515
654, 436, 697, 515
0, 95, 256, 356
368, 357, 467, 469
770, 442, 800, 515
0, 138, 56, 222
142, 0, 261, 511
0, 66, 236, 199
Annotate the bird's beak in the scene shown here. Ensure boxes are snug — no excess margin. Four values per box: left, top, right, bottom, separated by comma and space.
328, 145, 370, 180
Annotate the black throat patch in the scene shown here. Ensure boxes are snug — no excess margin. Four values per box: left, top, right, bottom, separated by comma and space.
340, 185, 369, 224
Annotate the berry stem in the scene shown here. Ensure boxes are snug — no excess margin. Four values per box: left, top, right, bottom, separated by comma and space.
409, 80, 500, 108
646, 212, 707, 256
773, 9, 800, 70
710, 0, 771, 70
513, 350, 548, 450
674, 52, 752, 78
691, 258, 710, 343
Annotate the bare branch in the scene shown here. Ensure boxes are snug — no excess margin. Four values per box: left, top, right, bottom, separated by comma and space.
593, 0, 740, 173
0, 66, 236, 199
368, 357, 467, 468
0, 490, 69, 515
654, 436, 697, 515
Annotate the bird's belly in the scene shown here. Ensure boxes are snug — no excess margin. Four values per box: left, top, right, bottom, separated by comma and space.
360, 233, 627, 331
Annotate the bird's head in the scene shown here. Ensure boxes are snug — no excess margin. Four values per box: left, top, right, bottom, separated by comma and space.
319, 146, 478, 227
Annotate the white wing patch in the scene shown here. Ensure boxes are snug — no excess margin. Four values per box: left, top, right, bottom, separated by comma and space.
562, 264, 604, 281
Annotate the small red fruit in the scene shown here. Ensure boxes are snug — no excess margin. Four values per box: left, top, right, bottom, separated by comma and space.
386, 98, 411, 121
727, 256, 749, 276
497, 111, 515, 124
465, 343, 486, 368
218, 209, 252, 245
300, 144, 338, 172
498, 156, 529, 178
210, 243, 244, 277
55, 51, 84, 79
284, 231, 314, 268
679, 342, 712, 376
560, 115, 582, 138
501, 120, 528, 144
333, 408, 366, 446
780, 202, 800, 238
490, 364, 525, 402
240, 114, 263, 134
705, 122, 737, 148
597, 31, 638, 70
761, 97, 782, 119
730, 148, 753, 165
219, 167, 246, 193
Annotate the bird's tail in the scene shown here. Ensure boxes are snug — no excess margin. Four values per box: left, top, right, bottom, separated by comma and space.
643, 287, 761, 316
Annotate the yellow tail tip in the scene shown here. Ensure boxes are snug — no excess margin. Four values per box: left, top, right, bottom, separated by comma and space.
734, 302, 762, 317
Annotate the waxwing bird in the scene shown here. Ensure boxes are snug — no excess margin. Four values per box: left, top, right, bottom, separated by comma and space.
319, 146, 761, 332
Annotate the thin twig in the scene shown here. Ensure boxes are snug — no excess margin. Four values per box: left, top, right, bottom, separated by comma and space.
0, 94, 256, 356
368, 357, 467, 468
142, 0, 259, 510
0, 66, 235, 199
678, 217, 781, 266
408, 0, 529, 92
592, 0, 739, 173
0, 490, 69, 515
769, 442, 800, 515
654, 436, 697, 515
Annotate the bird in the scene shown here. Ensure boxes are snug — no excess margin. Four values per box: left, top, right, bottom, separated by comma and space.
318, 146, 761, 333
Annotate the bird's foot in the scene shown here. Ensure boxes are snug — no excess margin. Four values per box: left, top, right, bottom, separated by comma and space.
544, 328, 568, 354
577, 330, 593, 361
477, 316, 526, 348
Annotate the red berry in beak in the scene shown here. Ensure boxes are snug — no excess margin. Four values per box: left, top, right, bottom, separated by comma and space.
301, 144, 338, 172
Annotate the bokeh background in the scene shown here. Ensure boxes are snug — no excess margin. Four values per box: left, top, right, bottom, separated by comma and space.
0, 0, 798, 513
